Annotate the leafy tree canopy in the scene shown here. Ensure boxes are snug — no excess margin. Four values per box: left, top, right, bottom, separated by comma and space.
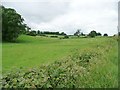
74, 29, 81, 37
103, 33, 108, 36
2, 6, 27, 42
88, 30, 97, 38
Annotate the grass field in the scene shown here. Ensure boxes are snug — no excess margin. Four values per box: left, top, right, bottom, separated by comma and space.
2, 35, 118, 88
2, 35, 116, 72
2, 35, 87, 72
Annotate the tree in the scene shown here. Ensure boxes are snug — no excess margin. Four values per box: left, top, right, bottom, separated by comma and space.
103, 33, 108, 36
81, 32, 85, 36
60, 32, 66, 35
25, 26, 31, 35
37, 30, 41, 35
27, 31, 37, 36
118, 32, 120, 36
97, 32, 102, 36
88, 30, 97, 38
2, 6, 26, 41
0, 6, 2, 42
74, 29, 81, 37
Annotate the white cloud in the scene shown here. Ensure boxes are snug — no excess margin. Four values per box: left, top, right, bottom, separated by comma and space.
2, 0, 119, 35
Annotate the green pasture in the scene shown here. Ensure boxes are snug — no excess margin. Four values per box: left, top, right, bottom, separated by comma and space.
2, 35, 118, 74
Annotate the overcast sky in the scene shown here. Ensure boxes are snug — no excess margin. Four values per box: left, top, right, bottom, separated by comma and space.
2, 0, 119, 35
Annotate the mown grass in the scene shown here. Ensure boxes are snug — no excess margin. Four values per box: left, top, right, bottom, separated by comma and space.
2, 35, 118, 88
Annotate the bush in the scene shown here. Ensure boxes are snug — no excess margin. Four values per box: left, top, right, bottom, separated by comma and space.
2, 60, 84, 88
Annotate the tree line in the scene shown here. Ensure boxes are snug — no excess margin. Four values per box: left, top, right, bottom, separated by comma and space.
26, 30, 67, 36
74, 29, 108, 38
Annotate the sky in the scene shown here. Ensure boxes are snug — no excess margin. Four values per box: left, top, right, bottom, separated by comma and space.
1, 0, 119, 35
